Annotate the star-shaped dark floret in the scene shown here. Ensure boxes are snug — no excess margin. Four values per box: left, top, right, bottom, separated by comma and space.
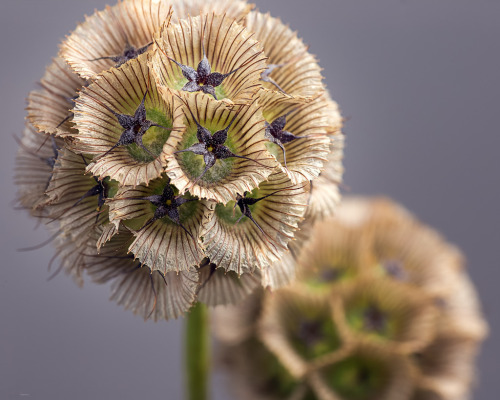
234, 190, 283, 236
261, 63, 286, 94
264, 111, 309, 168
175, 108, 268, 184
89, 41, 153, 68
53, 155, 109, 223
136, 183, 197, 239
99, 88, 174, 159
165, 41, 244, 100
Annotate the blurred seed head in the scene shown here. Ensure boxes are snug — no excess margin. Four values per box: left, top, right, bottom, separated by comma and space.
213, 198, 488, 400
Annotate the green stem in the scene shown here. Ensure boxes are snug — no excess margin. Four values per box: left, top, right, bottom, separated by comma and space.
185, 302, 210, 400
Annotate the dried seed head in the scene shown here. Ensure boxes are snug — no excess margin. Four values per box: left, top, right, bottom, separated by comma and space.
18, 2, 346, 320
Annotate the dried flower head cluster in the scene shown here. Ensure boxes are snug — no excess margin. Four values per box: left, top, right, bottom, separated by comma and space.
15, 0, 343, 320
213, 198, 488, 400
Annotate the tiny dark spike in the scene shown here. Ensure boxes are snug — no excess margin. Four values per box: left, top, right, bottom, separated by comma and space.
18, 229, 63, 252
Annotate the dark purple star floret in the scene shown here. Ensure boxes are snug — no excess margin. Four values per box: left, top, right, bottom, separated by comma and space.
135, 183, 197, 239
166, 42, 244, 100
89, 41, 153, 68
234, 190, 283, 236
98, 88, 174, 159
175, 108, 268, 184
264, 111, 309, 168
53, 155, 109, 224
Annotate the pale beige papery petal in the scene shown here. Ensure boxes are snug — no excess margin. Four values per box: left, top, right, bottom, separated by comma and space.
26, 58, 87, 136
60, 1, 173, 79
305, 135, 345, 221
261, 94, 338, 184
245, 11, 325, 101
72, 55, 184, 187
171, 0, 254, 24
414, 335, 482, 400
165, 93, 277, 203
96, 222, 119, 250
85, 226, 198, 321
14, 124, 63, 212
196, 262, 261, 306
43, 148, 111, 241
108, 175, 214, 273
151, 14, 267, 105
261, 250, 297, 290
201, 171, 308, 274
435, 270, 489, 341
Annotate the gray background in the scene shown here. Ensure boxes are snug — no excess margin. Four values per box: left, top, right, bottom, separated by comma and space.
0, 0, 498, 399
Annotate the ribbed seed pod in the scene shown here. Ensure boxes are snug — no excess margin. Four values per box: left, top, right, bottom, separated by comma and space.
60, 0, 174, 79
151, 14, 267, 105
107, 174, 213, 273
244, 11, 324, 101
18, 0, 344, 319
42, 148, 116, 241
165, 93, 276, 203
214, 197, 487, 400
71, 55, 184, 187
260, 94, 335, 185
201, 171, 308, 274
